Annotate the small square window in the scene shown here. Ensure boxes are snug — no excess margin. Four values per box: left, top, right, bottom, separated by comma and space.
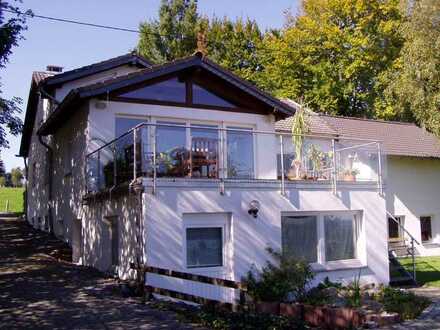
186, 227, 223, 268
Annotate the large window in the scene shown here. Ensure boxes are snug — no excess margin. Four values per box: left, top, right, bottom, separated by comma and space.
282, 212, 361, 265
119, 77, 186, 103
190, 125, 219, 178
114, 117, 146, 185
227, 127, 254, 179
193, 83, 235, 108
186, 227, 223, 268
156, 121, 188, 177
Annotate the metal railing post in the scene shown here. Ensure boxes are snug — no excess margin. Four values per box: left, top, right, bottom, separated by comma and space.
377, 142, 384, 196
411, 238, 416, 282
113, 144, 117, 186
97, 150, 101, 190
219, 127, 225, 195
152, 125, 157, 195
279, 135, 286, 196
331, 139, 337, 195
133, 127, 137, 181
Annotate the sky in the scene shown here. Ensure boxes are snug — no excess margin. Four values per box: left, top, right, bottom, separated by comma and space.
1, 0, 299, 171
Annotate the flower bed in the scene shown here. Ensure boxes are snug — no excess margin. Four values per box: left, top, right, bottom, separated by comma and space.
252, 284, 430, 329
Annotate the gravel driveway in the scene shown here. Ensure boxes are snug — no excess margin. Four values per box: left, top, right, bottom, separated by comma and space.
0, 216, 197, 330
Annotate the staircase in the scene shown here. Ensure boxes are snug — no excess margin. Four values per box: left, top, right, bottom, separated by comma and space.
387, 212, 419, 287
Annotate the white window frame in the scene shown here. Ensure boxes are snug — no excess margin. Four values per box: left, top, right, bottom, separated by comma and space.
281, 210, 365, 271
182, 213, 231, 272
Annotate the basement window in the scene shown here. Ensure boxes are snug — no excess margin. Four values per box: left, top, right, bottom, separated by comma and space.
186, 227, 223, 268
282, 211, 363, 268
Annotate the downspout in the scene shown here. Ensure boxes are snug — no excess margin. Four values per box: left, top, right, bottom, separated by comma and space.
23, 157, 28, 219
38, 134, 54, 234
37, 87, 58, 234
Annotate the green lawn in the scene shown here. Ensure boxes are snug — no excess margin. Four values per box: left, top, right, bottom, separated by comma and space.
400, 256, 440, 287
0, 187, 25, 213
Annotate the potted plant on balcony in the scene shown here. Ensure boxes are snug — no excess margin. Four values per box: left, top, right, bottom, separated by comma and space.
288, 106, 310, 180
307, 144, 324, 180
342, 168, 360, 182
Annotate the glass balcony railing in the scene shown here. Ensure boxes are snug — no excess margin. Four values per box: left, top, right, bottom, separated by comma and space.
85, 122, 385, 195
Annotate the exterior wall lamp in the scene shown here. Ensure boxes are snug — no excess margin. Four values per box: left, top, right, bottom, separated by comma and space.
248, 200, 260, 218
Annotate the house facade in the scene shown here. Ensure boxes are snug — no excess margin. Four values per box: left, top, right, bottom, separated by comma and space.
21, 53, 394, 304
277, 106, 440, 260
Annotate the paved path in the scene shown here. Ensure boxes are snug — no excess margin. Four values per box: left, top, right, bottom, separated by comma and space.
383, 287, 440, 330
0, 217, 197, 330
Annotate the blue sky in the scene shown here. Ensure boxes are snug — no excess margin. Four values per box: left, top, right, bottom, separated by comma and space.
1, 0, 299, 171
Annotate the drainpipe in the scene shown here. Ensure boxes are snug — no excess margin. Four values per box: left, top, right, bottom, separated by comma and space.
23, 157, 28, 219
38, 134, 54, 234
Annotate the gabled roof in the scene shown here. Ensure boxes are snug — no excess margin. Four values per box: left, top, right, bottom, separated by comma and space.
38, 53, 296, 135
42, 52, 152, 90
320, 115, 440, 159
19, 53, 152, 157
275, 108, 440, 159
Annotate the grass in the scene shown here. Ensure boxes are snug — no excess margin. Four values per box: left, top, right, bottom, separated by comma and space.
399, 256, 440, 287
0, 187, 25, 213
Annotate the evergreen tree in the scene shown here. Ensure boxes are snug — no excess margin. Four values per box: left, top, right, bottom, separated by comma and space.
138, 0, 199, 63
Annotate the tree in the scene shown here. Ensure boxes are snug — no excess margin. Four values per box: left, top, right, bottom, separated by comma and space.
10, 166, 23, 187
385, 0, 440, 135
0, 176, 5, 187
137, 1, 265, 84
0, 1, 31, 150
0, 155, 5, 176
138, 0, 199, 63
204, 16, 264, 85
256, 0, 403, 118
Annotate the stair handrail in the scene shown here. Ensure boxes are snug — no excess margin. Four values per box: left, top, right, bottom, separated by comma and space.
386, 211, 420, 246
387, 210, 418, 283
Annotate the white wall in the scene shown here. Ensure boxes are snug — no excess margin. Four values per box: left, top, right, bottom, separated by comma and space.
386, 156, 440, 255
144, 182, 388, 303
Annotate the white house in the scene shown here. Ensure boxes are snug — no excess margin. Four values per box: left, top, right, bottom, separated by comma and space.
22, 51, 436, 304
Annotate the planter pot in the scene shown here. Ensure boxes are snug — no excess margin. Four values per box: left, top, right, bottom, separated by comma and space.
280, 303, 303, 317
255, 302, 280, 315
343, 174, 356, 182
303, 305, 328, 327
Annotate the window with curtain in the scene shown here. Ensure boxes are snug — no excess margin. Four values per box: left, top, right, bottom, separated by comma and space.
324, 215, 356, 261
186, 227, 223, 268
281, 212, 360, 265
227, 127, 254, 179
156, 121, 188, 177
282, 216, 318, 263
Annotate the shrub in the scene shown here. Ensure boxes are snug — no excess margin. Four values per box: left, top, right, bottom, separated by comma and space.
199, 305, 306, 330
242, 248, 314, 303
378, 287, 431, 320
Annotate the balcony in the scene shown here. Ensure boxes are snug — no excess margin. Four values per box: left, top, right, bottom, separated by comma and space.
85, 122, 385, 195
